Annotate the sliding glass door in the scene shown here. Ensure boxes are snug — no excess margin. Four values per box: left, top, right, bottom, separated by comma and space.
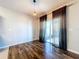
53, 17, 61, 47
45, 17, 61, 47
53, 6, 67, 50
45, 20, 51, 43
39, 6, 67, 50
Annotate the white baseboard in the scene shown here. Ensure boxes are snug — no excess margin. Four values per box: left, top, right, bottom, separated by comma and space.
0, 40, 37, 49
67, 49, 79, 55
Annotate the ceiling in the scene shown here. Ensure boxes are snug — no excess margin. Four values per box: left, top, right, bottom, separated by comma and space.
0, 0, 73, 17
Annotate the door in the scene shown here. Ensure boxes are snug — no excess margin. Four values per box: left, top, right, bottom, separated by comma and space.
45, 17, 61, 48
53, 6, 67, 50
52, 17, 61, 47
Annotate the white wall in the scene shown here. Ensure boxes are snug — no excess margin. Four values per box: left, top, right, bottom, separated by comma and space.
0, 7, 39, 48
67, 0, 79, 54
47, 13, 52, 20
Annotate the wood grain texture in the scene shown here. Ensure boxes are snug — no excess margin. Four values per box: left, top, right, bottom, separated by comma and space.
8, 41, 77, 59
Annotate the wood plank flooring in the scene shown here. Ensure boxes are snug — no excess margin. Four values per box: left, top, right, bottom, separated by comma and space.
8, 41, 77, 59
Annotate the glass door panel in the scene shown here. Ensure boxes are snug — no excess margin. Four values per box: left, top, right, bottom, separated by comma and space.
45, 20, 54, 43
45, 20, 51, 42
45, 17, 61, 48
53, 17, 61, 47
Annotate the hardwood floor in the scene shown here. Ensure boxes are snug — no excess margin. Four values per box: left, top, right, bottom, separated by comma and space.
8, 41, 77, 59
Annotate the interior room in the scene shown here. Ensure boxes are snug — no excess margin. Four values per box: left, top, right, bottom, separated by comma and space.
0, 0, 79, 59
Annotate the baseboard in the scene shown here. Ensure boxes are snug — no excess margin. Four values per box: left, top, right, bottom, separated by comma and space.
67, 49, 79, 58
68, 49, 79, 55
0, 40, 39, 49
